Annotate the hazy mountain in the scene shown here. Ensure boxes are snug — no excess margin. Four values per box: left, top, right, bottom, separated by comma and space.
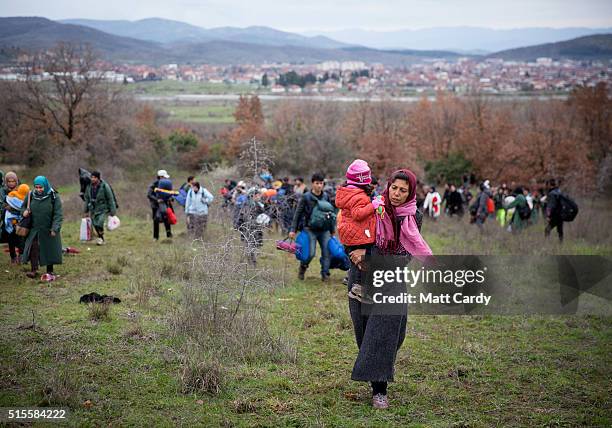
166, 40, 462, 66
0, 17, 462, 65
205, 26, 349, 49
303, 27, 612, 52
0, 17, 162, 62
489, 34, 612, 61
60, 18, 212, 44
60, 18, 349, 49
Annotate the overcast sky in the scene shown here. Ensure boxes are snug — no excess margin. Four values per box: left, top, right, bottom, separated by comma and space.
1, 0, 612, 31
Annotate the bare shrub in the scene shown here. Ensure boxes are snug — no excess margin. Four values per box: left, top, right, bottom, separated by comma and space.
40, 367, 81, 407
178, 343, 225, 395
129, 262, 164, 306
106, 261, 123, 275
87, 302, 112, 322
170, 193, 297, 367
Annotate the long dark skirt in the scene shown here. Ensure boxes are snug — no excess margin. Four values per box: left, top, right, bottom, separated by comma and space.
348, 247, 407, 383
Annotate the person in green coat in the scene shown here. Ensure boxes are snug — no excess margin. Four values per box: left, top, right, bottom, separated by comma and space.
84, 171, 117, 245
505, 187, 529, 232
21, 176, 63, 280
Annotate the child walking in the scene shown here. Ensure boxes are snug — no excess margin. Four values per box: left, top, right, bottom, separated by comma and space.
335, 159, 382, 302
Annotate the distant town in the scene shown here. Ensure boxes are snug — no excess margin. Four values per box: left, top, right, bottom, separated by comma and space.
2, 57, 611, 95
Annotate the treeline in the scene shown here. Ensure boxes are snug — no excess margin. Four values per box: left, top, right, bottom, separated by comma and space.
229, 89, 611, 193
0, 44, 610, 194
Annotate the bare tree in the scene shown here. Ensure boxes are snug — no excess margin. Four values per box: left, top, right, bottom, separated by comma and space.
8, 42, 116, 143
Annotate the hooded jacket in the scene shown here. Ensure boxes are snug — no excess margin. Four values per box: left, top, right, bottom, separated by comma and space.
335, 186, 376, 246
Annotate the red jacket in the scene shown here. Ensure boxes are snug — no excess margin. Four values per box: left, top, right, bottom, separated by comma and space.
335, 186, 376, 246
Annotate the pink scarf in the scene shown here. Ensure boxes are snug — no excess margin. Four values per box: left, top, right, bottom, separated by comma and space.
375, 170, 433, 260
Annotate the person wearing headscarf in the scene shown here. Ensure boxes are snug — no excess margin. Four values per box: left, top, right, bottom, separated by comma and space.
1, 171, 19, 248
84, 170, 117, 245
21, 176, 63, 280
347, 169, 432, 410
4, 184, 29, 263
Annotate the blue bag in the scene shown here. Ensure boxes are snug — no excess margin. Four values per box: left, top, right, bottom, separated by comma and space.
328, 236, 347, 260
175, 188, 188, 207
295, 231, 311, 263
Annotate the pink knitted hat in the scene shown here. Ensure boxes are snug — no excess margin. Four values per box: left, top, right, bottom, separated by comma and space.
346, 159, 372, 185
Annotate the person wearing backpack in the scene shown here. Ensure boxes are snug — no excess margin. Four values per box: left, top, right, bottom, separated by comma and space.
289, 173, 335, 282
147, 170, 175, 241
84, 171, 117, 246
470, 180, 492, 227
185, 181, 214, 239
505, 187, 530, 232
21, 176, 63, 281
544, 179, 578, 242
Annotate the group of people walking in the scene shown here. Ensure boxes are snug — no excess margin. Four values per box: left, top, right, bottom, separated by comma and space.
2, 161, 578, 411
0, 171, 64, 281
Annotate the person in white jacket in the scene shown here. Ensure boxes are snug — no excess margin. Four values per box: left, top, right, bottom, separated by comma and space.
185, 181, 214, 239
423, 186, 442, 219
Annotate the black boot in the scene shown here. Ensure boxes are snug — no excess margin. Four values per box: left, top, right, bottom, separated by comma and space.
298, 264, 307, 280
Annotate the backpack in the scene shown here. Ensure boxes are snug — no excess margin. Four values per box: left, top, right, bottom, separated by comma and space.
517, 201, 531, 220
309, 197, 336, 231
558, 193, 579, 222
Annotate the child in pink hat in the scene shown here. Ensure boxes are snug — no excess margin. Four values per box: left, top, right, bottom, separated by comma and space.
335, 159, 382, 302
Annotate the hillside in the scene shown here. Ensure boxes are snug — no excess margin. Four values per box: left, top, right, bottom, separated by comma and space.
305, 26, 612, 52
61, 18, 349, 49
0, 17, 162, 63
0, 17, 462, 65
489, 34, 612, 61
60, 18, 212, 44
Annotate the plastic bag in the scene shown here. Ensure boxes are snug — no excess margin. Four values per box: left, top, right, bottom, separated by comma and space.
167, 207, 178, 225
327, 236, 347, 260
295, 231, 311, 263
107, 215, 121, 231
276, 237, 299, 254
80, 218, 92, 241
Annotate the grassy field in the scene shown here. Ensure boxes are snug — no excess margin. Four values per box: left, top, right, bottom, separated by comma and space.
158, 103, 236, 124
0, 187, 611, 427
128, 81, 262, 96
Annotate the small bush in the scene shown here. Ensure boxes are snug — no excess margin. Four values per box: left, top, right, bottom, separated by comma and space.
116, 255, 130, 267
40, 367, 81, 407
179, 347, 225, 395
106, 262, 123, 275
87, 302, 112, 321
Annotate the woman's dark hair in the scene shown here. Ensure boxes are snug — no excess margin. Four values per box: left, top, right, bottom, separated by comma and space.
311, 172, 325, 183
391, 171, 410, 183
192, 181, 200, 190
91, 170, 101, 179
187, 176, 195, 182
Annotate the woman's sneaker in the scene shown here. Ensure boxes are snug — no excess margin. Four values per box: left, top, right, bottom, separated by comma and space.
96, 238, 105, 246
372, 393, 389, 409
40, 273, 57, 282
348, 284, 373, 304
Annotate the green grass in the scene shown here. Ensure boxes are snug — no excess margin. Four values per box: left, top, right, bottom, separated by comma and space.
159, 104, 236, 124
127, 80, 261, 96
0, 210, 610, 426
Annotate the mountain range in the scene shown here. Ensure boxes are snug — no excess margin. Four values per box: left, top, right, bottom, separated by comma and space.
1, 17, 611, 65
303, 26, 612, 53
60, 18, 350, 49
